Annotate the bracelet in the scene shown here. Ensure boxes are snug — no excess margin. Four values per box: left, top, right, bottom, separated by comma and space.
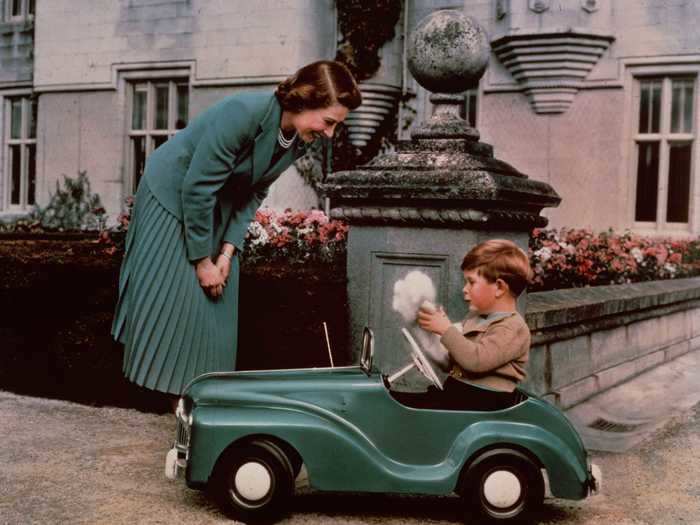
220, 251, 233, 261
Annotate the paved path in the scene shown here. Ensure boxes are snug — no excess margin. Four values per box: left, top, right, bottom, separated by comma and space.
2, 354, 699, 524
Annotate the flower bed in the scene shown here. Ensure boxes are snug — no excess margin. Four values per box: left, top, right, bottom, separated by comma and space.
242, 208, 348, 269
529, 228, 700, 292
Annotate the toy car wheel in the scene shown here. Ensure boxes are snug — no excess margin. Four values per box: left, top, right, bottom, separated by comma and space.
211, 441, 294, 523
461, 449, 544, 523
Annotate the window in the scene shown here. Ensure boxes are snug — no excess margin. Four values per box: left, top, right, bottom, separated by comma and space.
633, 76, 695, 229
5, 0, 34, 21
461, 88, 479, 128
4, 95, 37, 210
128, 79, 189, 191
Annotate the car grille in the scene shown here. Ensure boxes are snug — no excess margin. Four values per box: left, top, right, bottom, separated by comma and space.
175, 415, 191, 453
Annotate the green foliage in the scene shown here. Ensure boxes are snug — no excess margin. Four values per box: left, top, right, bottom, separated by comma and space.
0, 216, 42, 233
335, 0, 403, 81
37, 171, 106, 232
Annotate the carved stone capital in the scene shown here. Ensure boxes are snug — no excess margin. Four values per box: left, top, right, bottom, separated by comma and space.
329, 206, 549, 229
492, 30, 615, 114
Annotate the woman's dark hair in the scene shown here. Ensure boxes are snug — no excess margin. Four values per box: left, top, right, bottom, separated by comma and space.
276, 60, 362, 113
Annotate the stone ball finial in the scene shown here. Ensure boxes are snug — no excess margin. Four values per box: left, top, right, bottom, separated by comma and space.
407, 10, 490, 94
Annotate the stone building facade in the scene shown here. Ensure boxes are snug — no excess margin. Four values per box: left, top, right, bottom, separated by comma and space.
0, 0, 698, 237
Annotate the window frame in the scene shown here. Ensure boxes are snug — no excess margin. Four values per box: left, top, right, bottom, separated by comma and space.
4, 0, 34, 22
625, 62, 700, 236
2, 92, 37, 212
125, 74, 190, 193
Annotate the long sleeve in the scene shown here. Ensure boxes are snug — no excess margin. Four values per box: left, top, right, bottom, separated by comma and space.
440, 320, 530, 374
221, 178, 273, 252
181, 99, 256, 261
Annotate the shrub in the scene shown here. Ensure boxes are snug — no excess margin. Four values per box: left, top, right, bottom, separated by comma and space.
529, 228, 700, 292
0, 216, 42, 233
98, 195, 133, 255
37, 171, 106, 231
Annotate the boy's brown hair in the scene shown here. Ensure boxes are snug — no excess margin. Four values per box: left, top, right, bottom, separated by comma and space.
461, 239, 532, 297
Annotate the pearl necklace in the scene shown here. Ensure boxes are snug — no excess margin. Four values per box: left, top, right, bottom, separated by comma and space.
277, 128, 297, 149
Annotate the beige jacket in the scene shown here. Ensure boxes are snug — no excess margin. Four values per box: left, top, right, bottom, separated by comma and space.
440, 311, 530, 392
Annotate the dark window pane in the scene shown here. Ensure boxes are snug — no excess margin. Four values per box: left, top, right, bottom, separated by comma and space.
651, 84, 661, 133
132, 89, 146, 130
459, 90, 478, 127
132, 137, 145, 192
11, 0, 21, 17
635, 142, 660, 221
10, 145, 21, 205
666, 143, 691, 223
29, 98, 37, 138
10, 98, 22, 139
671, 79, 693, 134
28, 0, 34, 15
684, 82, 694, 133
27, 144, 36, 205
671, 83, 682, 133
153, 135, 168, 150
176, 84, 189, 129
639, 83, 650, 133
467, 91, 477, 128
154, 85, 169, 129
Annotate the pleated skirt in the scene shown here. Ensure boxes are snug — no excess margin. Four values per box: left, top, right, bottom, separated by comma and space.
111, 181, 239, 395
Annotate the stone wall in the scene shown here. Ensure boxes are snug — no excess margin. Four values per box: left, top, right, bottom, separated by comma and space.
34, 0, 336, 89
523, 277, 700, 409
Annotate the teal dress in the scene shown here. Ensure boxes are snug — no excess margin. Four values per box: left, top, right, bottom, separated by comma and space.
112, 91, 306, 394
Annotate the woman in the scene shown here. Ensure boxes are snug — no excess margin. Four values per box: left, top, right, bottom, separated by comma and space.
112, 60, 361, 399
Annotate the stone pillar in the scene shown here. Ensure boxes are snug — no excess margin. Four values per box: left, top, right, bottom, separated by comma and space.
322, 10, 561, 389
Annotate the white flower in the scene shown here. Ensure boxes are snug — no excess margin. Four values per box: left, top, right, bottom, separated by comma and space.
247, 222, 269, 246
270, 221, 286, 234
663, 263, 677, 275
630, 247, 643, 263
534, 247, 552, 262
559, 242, 575, 255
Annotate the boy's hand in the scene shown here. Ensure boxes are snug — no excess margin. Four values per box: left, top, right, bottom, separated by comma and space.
417, 306, 451, 336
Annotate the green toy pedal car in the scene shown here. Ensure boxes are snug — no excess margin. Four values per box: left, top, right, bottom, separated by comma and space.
165, 327, 600, 523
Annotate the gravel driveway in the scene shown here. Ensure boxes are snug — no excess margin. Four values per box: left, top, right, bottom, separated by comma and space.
2, 390, 698, 525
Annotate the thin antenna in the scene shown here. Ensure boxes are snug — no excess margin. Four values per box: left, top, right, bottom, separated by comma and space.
322, 322, 335, 367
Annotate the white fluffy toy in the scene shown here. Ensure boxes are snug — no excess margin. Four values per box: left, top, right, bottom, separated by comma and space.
391, 270, 455, 372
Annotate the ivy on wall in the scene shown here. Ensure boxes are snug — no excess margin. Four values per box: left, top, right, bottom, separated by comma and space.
295, 0, 404, 191
334, 0, 403, 81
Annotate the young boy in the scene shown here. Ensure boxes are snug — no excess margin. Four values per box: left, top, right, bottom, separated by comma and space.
396, 239, 532, 411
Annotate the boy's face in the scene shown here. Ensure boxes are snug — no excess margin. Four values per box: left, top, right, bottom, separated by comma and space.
462, 269, 499, 314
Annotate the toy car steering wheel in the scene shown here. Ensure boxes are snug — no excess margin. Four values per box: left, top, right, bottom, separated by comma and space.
401, 328, 444, 390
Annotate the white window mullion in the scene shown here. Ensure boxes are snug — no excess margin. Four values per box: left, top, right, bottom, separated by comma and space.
146, 83, 155, 155
657, 78, 672, 228
19, 98, 28, 206
693, 79, 700, 232
168, 82, 177, 137
2, 97, 7, 210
